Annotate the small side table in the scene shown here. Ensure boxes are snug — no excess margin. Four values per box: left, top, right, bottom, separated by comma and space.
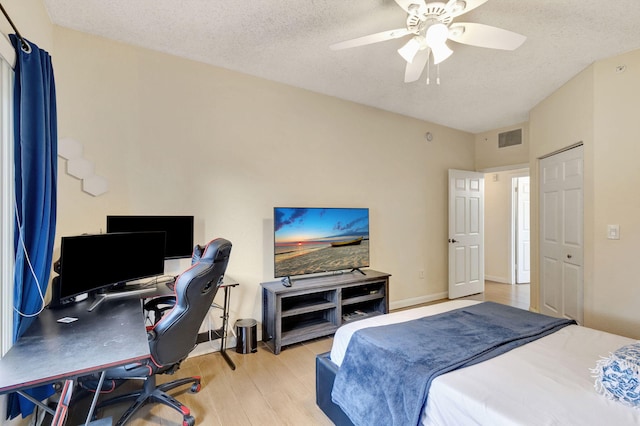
210, 279, 239, 370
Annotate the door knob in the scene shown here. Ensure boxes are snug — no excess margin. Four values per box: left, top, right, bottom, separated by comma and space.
449, 239, 458, 243
567, 254, 572, 259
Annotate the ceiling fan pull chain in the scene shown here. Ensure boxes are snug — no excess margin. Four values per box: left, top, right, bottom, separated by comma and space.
426, 58, 431, 85
437, 64, 441, 85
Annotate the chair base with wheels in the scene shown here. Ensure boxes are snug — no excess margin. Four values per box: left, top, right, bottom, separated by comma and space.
96, 372, 200, 426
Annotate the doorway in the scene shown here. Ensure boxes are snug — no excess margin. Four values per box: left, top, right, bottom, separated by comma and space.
483, 168, 530, 286
513, 176, 530, 284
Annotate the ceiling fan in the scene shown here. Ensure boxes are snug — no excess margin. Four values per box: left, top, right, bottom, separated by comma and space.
330, 0, 526, 83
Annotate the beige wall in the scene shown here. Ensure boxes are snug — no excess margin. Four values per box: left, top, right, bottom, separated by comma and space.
590, 50, 640, 338
475, 122, 529, 170
52, 27, 475, 326
0, 0, 53, 54
484, 171, 512, 283
530, 49, 640, 339
475, 123, 530, 288
484, 168, 529, 284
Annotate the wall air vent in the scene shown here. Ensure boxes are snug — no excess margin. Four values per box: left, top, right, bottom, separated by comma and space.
498, 128, 522, 148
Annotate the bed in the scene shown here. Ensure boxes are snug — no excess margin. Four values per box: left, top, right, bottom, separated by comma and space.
315, 300, 640, 425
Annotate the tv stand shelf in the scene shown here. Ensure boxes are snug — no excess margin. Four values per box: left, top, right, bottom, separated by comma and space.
261, 270, 390, 354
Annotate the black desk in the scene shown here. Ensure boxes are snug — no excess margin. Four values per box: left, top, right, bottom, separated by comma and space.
0, 297, 150, 424
0, 276, 240, 423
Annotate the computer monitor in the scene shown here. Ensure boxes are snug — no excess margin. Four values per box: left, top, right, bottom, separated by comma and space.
106, 215, 194, 259
56, 232, 166, 310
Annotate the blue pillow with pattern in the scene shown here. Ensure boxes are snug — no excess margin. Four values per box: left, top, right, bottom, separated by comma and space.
593, 342, 640, 407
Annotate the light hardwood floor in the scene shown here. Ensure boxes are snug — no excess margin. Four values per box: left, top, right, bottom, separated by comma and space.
70, 281, 530, 425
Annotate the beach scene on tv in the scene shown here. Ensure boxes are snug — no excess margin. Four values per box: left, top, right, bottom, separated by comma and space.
274, 208, 370, 278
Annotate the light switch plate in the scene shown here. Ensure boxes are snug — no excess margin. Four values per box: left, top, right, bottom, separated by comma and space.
607, 224, 620, 240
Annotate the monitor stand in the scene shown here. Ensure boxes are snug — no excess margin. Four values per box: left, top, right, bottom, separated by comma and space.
87, 284, 157, 312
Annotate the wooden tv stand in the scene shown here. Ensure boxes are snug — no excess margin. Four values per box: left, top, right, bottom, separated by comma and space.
260, 270, 390, 354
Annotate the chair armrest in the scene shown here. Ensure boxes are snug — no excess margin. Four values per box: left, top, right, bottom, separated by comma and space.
144, 296, 177, 325
144, 295, 176, 310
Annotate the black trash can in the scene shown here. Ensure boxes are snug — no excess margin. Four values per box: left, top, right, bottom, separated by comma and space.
235, 318, 257, 354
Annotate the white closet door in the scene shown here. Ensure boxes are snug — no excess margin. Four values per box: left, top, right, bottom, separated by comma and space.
539, 145, 584, 323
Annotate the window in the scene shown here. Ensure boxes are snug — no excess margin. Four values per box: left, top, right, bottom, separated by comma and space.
0, 50, 15, 356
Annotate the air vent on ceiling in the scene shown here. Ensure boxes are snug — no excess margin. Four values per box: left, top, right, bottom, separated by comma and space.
498, 129, 522, 148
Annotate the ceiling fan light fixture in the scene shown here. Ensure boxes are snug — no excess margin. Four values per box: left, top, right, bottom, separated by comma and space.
398, 37, 422, 63
431, 42, 453, 64
426, 23, 449, 46
426, 23, 453, 65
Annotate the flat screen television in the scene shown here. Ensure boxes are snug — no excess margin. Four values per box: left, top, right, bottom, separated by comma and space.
274, 207, 370, 278
56, 231, 166, 304
106, 215, 194, 259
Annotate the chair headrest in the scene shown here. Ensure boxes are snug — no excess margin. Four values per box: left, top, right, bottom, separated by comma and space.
191, 244, 205, 265
192, 238, 232, 266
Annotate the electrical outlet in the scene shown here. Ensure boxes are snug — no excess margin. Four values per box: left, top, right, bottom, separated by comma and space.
607, 224, 620, 240
419, 270, 425, 279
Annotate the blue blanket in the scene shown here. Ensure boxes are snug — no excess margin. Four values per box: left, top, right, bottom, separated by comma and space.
331, 302, 576, 426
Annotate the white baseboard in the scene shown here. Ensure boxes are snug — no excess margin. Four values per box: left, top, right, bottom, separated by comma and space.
390, 292, 448, 311
485, 275, 511, 284
188, 335, 237, 358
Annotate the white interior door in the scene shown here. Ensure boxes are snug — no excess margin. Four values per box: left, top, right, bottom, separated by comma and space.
539, 146, 584, 323
516, 176, 530, 283
448, 169, 484, 299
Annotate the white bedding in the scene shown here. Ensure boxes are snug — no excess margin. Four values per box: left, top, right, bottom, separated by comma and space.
330, 301, 640, 425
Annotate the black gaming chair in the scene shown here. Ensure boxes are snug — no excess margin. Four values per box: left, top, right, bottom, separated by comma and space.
94, 238, 232, 426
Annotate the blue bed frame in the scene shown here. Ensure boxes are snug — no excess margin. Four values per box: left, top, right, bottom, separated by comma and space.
315, 351, 354, 426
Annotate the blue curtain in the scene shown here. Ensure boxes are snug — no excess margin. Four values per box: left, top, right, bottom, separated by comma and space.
7, 35, 57, 420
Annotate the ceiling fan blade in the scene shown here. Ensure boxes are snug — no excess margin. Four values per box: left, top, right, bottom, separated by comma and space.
330, 28, 412, 50
394, 0, 426, 14
448, 23, 526, 50
404, 48, 429, 82
446, 0, 489, 18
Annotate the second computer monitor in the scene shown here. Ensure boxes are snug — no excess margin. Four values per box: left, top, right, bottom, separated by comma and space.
106, 215, 194, 259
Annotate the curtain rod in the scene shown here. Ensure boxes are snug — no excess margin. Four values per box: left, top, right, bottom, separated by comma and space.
0, 3, 30, 53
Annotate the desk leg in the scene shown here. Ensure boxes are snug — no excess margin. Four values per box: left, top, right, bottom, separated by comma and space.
17, 380, 74, 425
219, 286, 236, 371
84, 370, 106, 425
51, 379, 73, 426
16, 389, 56, 417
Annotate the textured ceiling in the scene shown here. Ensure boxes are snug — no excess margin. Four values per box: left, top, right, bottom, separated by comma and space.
43, 0, 640, 134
